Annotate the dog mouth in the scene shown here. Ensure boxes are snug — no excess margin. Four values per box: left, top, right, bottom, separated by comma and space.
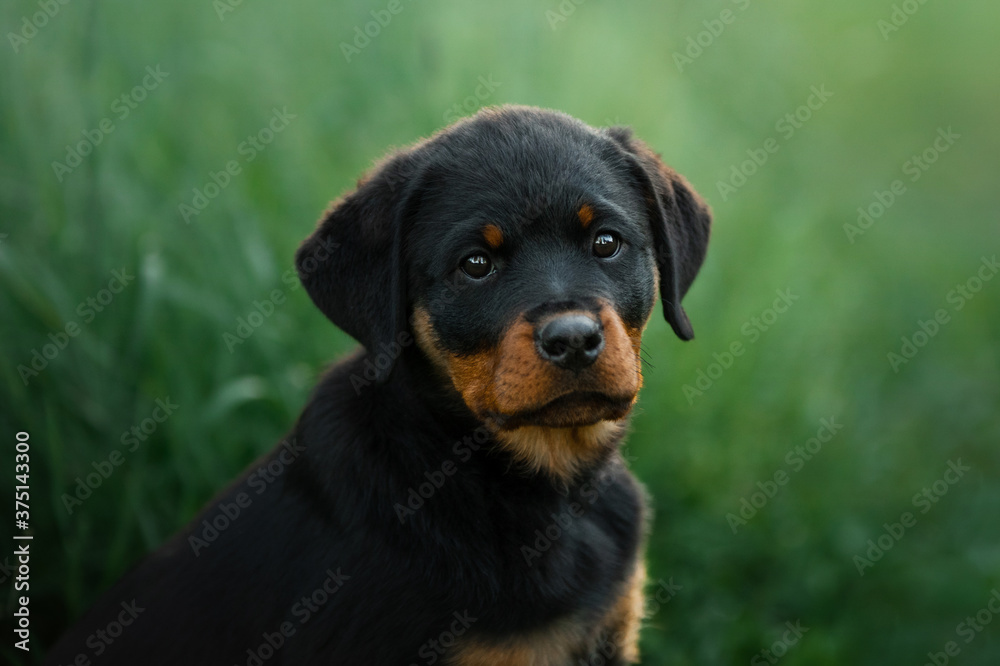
489, 391, 635, 430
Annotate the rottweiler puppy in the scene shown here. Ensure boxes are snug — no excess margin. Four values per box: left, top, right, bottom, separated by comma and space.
45, 105, 710, 666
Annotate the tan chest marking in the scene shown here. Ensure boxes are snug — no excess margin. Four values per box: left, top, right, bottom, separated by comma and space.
448, 561, 647, 665
597, 560, 647, 664
447, 618, 589, 666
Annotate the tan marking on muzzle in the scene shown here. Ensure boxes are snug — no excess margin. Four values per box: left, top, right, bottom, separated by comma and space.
412, 304, 647, 479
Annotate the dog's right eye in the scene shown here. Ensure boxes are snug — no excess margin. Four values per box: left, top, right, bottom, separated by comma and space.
461, 253, 494, 279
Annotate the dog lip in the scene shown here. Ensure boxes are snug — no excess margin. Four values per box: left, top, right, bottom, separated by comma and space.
488, 390, 634, 430
540, 390, 630, 410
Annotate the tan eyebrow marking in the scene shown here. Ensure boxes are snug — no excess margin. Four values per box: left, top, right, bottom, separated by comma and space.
577, 204, 595, 228
482, 223, 504, 249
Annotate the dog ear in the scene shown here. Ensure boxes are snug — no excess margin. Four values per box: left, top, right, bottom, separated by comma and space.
295, 152, 422, 380
604, 127, 711, 340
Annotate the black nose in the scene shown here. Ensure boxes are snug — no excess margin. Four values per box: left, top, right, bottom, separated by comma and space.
537, 314, 605, 372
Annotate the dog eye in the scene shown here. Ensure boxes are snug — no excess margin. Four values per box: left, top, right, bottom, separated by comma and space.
461, 253, 494, 278
592, 232, 621, 259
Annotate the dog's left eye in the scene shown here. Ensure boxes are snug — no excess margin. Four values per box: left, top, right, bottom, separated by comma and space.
461, 253, 494, 279
592, 232, 621, 259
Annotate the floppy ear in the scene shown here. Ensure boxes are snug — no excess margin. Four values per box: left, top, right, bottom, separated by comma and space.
604, 127, 711, 340
295, 152, 422, 379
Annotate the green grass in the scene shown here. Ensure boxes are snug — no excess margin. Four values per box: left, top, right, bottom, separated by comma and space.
1, 1, 998, 664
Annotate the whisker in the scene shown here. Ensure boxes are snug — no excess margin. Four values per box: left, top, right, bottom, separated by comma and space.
638, 345, 655, 369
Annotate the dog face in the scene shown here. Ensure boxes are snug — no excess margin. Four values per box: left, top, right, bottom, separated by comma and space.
297, 106, 710, 475
405, 125, 658, 432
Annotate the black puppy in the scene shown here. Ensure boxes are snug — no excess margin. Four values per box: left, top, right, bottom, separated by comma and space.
45, 105, 710, 665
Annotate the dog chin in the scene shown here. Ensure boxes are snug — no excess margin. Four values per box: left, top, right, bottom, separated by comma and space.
488, 391, 635, 430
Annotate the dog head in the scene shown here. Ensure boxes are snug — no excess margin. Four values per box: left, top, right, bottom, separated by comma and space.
296, 106, 710, 477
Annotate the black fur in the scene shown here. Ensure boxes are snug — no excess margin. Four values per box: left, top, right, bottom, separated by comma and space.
45, 106, 710, 666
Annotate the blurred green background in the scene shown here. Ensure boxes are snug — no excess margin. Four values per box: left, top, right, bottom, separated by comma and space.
2, 0, 998, 664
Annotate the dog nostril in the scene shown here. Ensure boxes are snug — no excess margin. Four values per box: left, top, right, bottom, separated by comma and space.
547, 340, 568, 356
538, 314, 605, 371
